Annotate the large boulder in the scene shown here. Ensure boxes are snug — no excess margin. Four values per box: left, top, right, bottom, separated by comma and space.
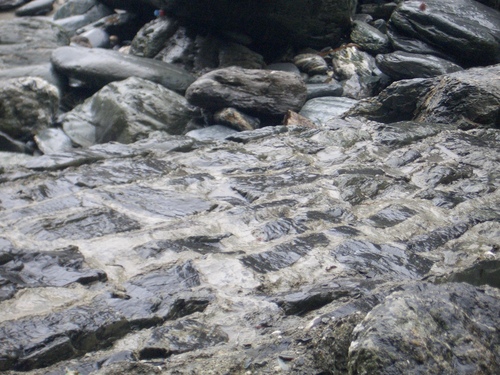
389, 0, 500, 67
185, 66, 308, 116
51, 46, 196, 93
346, 64, 500, 129
61, 77, 197, 147
0, 77, 59, 142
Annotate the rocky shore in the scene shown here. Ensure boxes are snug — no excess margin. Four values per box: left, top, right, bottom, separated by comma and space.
0, 0, 499, 374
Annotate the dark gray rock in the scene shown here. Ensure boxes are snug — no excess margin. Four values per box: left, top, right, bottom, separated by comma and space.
0, 77, 59, 142
213, 107, 261, 131
346, 65, 500, 128
306, 82, 343, 100
61, 76, 196, 147
51, 46, 196, 93
389, 0, 500, 66
186, 66, 307, 116
0, 18, 70, 69
0, 0, 28, 10
350, 20, 391, 54
14, 0, 54, 16
376, 51, 463, 80
348, 282, 500, 375
130, 17, 179, 58
53, 2, 115, 36
0, 131, 29, 154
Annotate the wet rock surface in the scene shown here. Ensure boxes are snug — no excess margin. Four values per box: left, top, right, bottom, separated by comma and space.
1, 0, 500, 374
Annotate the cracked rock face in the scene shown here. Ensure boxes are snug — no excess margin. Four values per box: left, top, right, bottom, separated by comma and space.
0, 116, 499, 374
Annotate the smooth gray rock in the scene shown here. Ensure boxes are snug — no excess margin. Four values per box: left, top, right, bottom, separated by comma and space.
348, 282, 500, 374
376, 51, 463, 80
51, 46, 196, 93
0, 18, 70, 68
390, 0, 500, 66
15, 0, 54, 16
185, 66, 308, 116
61, 77, 197, 147
0, 77, 59, 141
347, 64, 500, 129
79, 28, 110, 48
307, 82, 344, 100
350, 20, 391, 55
300, 97, 359, 125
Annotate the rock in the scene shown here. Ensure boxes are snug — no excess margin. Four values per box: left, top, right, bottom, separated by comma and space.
185, 125, 238, 142
294, 53, 329, 76
218, 42, 266, 70
34, 128, 74, 155
389, 0, 500, 66
185, 66, 307, 116
329, 46, 377, 80
213, 107, 261, 131
376, 51, 463, 80
79, 28, 111, 48
0, 64, 66, 90
53, 1, 115, 36
348, 282, 500, 374
0, 77, 59, 142
162, 0, 357, 54
282, 110, 318, 129
0, 0, 28, 10
300, 97, 359, 125
0, 18, 70, 69
347, 64, 500, 128
61, 77, 197, 147
74, 12, 140, 43
130, 17, 179, 58
0, 131, 30, 153
51, 46, 196, 93
350, 20, 391, 55
14, 0, 54, 16
306, 82, 343, 100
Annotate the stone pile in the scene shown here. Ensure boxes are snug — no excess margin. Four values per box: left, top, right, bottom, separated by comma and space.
0, 0, 499, 374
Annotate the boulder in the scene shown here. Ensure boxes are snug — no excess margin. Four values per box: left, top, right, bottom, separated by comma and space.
0, 18, 70, 69
61, 77, 197, 147
348, 282, 500, 374
389, 0, 500, 66
350, 20, 391, 55
376, 51, 463, 80
0, 77, 59, 141
185, 66, 308, 116
346, 64, 500, 128
51, 46, 196, 93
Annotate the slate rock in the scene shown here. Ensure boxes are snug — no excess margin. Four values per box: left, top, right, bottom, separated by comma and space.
0, 18, 70, 68
350, 20, 391, 55
15, 0, 54, 16
51, 46, 196, 93
346, 65, 500, 128
389, 0, 500, 66
348, 282, 500, 374
61, 77, 197, 147
0, 77, 59, 142
376, 51, 463, 80
186, 66, 307, 116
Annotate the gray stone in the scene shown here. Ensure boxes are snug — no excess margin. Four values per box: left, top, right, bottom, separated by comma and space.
130, 16, 179, 58
34, 128, 74, 155
61, 77, 197, 147
350, 20, 391, 55
79, 28, 110, 48
0, 0, 28, 10
0, 77, 59, 141
390, 0, 500, 66
53, 3, 115, 36
300, 97, 359, 125
330, 46, 377, 80
213, 107, 261, 131
185, 125, 239, 141
306, 82, 343, 100
186, 66, 307, 116
0, 64, 65, 90
15, 0, 54, 16
51, 46, 196, 93
376, 51, 463, 80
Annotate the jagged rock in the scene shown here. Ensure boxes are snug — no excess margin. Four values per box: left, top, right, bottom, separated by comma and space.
51, 46, 196, 93
376, 51, 463, 80
348, 282, 500, 374
389, 0, 500, 66
350, 20, 391, 55
0, 77, 59, 142
61, 77, 197, 147
0, 18, 70, 69
346, 64, 500, 128
186, 66, 307, 116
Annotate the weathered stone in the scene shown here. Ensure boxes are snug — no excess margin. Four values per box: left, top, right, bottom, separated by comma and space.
348, 282, 500, 374
0, 77, 59, 141
389, 0, 500, 66
51, 46, 196, 93
300, 97, 359, 125
376, 51, 463, 80
130, 16, 179, 58
306, 82, 343, 100
294, 53, 329, 75
350, 20, 391, 55
185, 67, 307, 116
61, 77, 197, 147
330, 46, 377, 80
34, 128, 73, 155
214, 107, 260, 131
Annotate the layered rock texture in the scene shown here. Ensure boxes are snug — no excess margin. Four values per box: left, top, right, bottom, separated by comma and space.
1, 0, 500, 374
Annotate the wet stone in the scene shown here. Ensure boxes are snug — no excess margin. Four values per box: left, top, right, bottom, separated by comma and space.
331, 240, 434, 280
364, 204, 417, 228
0, 245, 106, 301
240, 233, 329, 273
407, 222, 471, 253
327, 225, 363, 238
20, 208, 141, 241
139, 319, 228, 359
